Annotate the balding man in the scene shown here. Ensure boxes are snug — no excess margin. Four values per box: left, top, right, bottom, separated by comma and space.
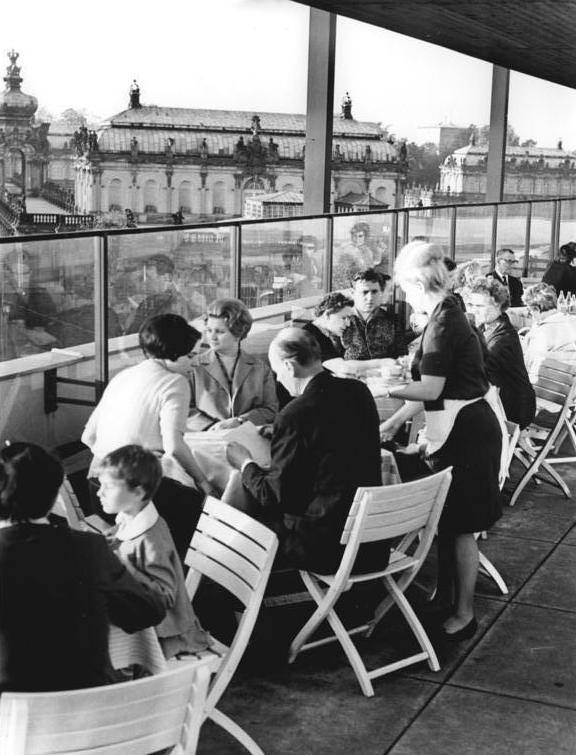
227, 328, 386, 573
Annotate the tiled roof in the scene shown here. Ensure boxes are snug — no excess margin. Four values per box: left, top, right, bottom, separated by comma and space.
454, 143, 573, 158
96, 126, 399, 162
106, 106, 383, 138
257, 190, 304, 204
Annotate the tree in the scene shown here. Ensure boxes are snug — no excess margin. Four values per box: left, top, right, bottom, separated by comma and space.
405, 142, 442, 188
36, 106, 53, 123
474, 123, 521, 147
59, 108, 88, 128
521, 138, 538, 148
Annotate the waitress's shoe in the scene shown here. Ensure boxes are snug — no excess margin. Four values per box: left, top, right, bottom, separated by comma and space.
441, 617, 478, 642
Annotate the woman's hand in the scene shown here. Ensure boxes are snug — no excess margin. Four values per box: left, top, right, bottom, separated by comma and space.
258, 424, 273, 440
380, 418, 401, 442
210, 418, 242, 431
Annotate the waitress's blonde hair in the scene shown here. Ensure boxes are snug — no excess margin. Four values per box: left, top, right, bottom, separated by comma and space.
394, 241, 449, 294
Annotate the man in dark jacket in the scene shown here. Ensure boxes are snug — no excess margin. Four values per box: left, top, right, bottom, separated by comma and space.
227, 328, 387, 573
487, 248, 524, 308
0, 443, 166, 693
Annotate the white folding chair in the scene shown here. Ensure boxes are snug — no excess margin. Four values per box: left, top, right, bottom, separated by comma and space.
288, 468, 453, 697
510, 358, 576, 506
0, 660, 211, 755
476, 419, 521, 595
185, 497, 278, 755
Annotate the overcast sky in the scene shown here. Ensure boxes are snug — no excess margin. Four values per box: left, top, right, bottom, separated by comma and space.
4, 0, 576, 148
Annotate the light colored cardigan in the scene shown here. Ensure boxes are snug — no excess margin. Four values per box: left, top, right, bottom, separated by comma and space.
187, 348, 278, 431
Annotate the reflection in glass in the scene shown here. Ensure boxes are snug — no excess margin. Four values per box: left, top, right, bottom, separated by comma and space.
332, 214, 393, 290
241, 219, 327, 308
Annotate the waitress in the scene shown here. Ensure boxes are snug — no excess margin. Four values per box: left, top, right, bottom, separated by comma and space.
380, 241, 504, 641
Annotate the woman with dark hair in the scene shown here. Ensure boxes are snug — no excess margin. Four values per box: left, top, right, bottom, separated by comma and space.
542, 241, 576, 295
464, 276, 536, 429
0, 442, 164, 692
187, 298, 278, 431
302, 292, 354, 362
82, 313, 207, 557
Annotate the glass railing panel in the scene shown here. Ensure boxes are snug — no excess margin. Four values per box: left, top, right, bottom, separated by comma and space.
495, 202, 528, 278
332, 212, 394, 289
407, 207, 453, 256
0, 235, 96, 362
559, 198, 576, 248
454, 204, 494, 274
108, 226, 234, 345
240, 217, 328, 310
527, 201, 554, 280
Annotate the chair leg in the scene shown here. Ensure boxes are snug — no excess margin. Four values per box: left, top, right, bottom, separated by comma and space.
289, 573, 375, 696
288, 572, 343, 664
366, 568, 417, 637
540, 461, 571, 497
478, 551, 508, 595
209, 708, 264, 755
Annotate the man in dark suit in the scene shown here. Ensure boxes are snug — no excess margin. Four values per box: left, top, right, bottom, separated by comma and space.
488, 248, 524, 307
227, 328, 386, 573
0, 443, 166, 693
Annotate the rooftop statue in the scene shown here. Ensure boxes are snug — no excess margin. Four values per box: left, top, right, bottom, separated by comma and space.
341, 91, 353, 120
129, 80, 141, 109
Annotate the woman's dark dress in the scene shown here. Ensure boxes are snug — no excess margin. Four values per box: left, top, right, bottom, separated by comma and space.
302, 321, 344, 362
412, 296, 502, 534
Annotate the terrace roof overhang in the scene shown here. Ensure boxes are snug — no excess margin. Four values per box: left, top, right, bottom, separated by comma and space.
296, 0, 576, 214
296, 0, 576, 90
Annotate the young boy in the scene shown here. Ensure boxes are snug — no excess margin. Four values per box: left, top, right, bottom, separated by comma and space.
97, 444, 210, 659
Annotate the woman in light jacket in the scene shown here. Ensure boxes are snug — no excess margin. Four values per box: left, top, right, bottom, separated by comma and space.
188, 298, 278, 431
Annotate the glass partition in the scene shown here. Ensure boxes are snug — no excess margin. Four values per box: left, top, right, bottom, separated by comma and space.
527, 201, 554, 279
407, 207, 453, 257
0, 236, 97, 362
495, 202, 528, 277
454, 204, 494, 274
559, 199, 576, 248
108, 226, 233, 341
240, 217, 328, 309
332, 212, 393, 289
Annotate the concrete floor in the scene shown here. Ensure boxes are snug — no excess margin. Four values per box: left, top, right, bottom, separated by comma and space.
197, 457, 576, 755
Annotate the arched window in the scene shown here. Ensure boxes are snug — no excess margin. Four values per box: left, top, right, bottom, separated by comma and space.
143, 179, 158, 213
108, 178, 122, 211
178, 181, 191, 213
375, 187, 387, 203
338, 181, 363, 196
282, 183, 294, 192
212, 181, 226, 214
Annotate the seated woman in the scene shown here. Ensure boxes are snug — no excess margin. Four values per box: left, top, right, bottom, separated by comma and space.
542, 241, 576, 296
521, 282, 576, 381
187, 298, 278, 431
302, 292, 354, 362
464, 276, 536, 430
0, 442, 165, 692
82, 314, 208, 559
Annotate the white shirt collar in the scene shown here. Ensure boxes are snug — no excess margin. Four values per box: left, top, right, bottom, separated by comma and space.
116, 501, 159, 541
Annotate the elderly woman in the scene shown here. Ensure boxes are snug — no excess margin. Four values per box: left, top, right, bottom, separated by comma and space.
522, 282, 576, 380
464, 276, 536, 429
82, 313, 207, 558
542, 241, 576, 296
302, 292, 354, 362
188, 298, 278, 431
380, 242, 503, 641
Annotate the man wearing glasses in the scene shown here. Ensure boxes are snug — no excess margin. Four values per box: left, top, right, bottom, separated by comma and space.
488, 248, 524, 307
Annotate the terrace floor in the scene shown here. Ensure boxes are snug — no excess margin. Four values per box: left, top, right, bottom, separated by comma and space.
196, 455, 576, 755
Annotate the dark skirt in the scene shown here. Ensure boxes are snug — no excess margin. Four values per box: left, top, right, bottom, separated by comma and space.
428, 400, 502, 535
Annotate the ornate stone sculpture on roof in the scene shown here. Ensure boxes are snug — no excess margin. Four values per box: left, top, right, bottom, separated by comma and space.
341, 92, 353, 120
129, 80, 141, 109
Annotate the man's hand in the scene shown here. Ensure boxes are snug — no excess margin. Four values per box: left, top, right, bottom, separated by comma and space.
226, 441, 252, 469
210, 418, 242, 431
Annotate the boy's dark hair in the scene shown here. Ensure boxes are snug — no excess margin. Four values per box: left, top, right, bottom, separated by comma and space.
0, 442, 64, 521
314, 292, 354, 318
352, 268, 390, 290
139, 313, 201, 361
98, 445, 162, 501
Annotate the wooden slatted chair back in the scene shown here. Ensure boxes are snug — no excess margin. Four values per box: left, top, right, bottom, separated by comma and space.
184, 497, 278, 721
532, 358, 576, 408
53, 478, 84, 529
341, 468, 453, 563
0, 661, 211, 755
185, 497, 278, 610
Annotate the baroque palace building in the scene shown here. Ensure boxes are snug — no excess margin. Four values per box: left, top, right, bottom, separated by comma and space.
438, 138, 576, 202
74, 85, 408, 222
